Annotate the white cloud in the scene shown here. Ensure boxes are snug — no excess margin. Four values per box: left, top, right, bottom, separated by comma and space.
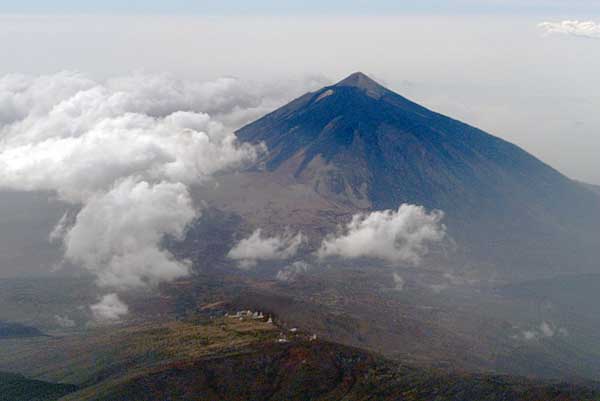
49, 211, 74, 243
90, 293, 129, 322
519, 321, 566, 341
63, 179, 194, 289
0, 72, 262, 307
393, 272, 406, 291
317, 204, 446, 265
54, 315, 76, 328
540, 321, 555, 337
539, 20, 600, 39
228, 229, 304, 268
276, 261, 311, 282
0, 73, 258, 202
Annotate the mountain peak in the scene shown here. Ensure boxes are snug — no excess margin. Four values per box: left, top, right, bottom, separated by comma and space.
334, 72, 387, 98
336, 72, 376, 86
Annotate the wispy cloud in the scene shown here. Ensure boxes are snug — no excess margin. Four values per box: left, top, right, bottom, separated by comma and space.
276, 261, 311, 282
54, 314, 76, 328
539, 20, 600, 39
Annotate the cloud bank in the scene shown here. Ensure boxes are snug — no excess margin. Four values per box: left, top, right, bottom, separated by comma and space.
539, 20, 600, 39
0, 72, 265, 319
0, 72, 259, 202
318, 204, 446, 265
228, 229, 304, 268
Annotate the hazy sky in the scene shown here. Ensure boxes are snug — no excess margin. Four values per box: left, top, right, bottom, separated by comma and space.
2, 1, 600, 15
0, 5, 599, 184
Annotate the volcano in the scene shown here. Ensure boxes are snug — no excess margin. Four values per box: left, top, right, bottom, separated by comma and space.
236, 72, 600, 277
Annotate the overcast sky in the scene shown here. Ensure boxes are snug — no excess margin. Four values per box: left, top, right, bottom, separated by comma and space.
0, 3, 599, 184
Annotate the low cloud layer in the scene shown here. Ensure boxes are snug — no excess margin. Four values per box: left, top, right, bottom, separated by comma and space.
539, 20, 600, 39
228, 229, 304, 268
318, 205, 446, 265
0, 72, 270, 319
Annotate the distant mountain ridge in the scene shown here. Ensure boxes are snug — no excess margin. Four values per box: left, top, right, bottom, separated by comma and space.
237, 72, 600, 277
0, 372, 76, 401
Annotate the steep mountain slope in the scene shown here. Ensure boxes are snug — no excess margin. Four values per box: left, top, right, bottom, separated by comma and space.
236, 72, 600, 276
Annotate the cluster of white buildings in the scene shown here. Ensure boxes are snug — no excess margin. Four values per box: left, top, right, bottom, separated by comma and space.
223, 310, 318, 343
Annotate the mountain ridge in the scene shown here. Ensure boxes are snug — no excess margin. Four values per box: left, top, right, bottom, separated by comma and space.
64, 340, 600, 401
7, 314, 593, 401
